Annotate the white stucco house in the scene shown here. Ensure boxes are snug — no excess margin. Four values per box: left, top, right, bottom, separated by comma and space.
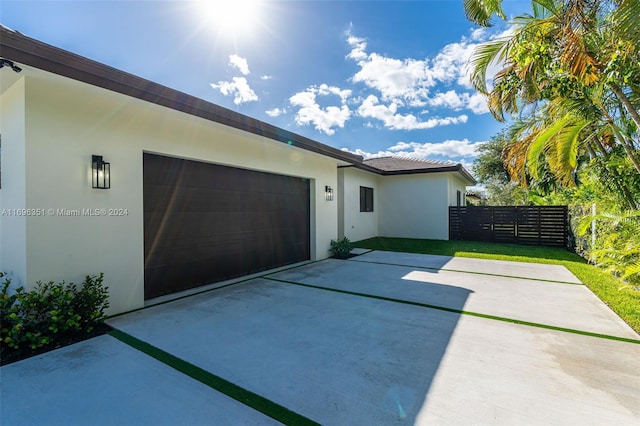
0, 26, 475, 314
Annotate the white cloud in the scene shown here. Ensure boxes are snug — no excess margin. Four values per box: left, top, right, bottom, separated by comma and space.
430, 40, 477, 88
210, 77, 258, 105
343, 148, 399, 160
388, 139, 484, 158
459, 159, 476, 175
228, 54, 250, 75
427, 90, 489, 114
260, 75, 272, 80
428, 90, 468, 110
342, 139, 486, 168
357, 95, 467, 130
316, 83, 352, 102
210, 54, 261, 104
265, 107, 286, 117
345, 28, 495, 121
466, 92, 490, 114
469, 27, 489, 42
289, 84, 352, 135
347, 30, 434, 106
431, 27, 514, 90
346, 33, 368, 61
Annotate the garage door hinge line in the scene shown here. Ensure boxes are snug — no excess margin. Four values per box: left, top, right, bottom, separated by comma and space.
108, 329, 321, 426
264, 277, 640, 345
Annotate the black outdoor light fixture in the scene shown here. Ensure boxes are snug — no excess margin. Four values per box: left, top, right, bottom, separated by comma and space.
92, 155, 111, 189
325, 185, 334, 201
0, 59, 22, 73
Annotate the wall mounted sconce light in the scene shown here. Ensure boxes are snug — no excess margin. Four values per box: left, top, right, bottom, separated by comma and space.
92, 155, 110, 189
325, 185, 334, 201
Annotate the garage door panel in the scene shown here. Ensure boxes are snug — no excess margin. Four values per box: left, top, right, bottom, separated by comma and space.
143, 153, 310, 299
146, 211, 297, 243
147, 214, 292, 259
144, 187, 298, 215
146, 226, 309, 264
144, 240, 297, 299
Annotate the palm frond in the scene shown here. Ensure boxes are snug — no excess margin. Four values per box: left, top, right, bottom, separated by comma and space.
561, 28, 600, 85
527, 116, 569, 179
504, 128, 539, 186
622, 262, 640, 281
547, 120, 589, 185
612, 0, 640, 44
578, 209, 640, 236
463, 0, 506, 27
470, 37, 512, 94
531, 0, 560, 19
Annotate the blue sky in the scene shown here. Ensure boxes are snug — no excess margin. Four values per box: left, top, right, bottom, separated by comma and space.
1, 0, 529, 172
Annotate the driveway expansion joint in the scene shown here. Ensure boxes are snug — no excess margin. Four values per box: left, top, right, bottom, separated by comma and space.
264, 277, 640, 345
108, 329, 320, 426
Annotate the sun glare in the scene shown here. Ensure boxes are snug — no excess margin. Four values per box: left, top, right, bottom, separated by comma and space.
197, 0, 263, 36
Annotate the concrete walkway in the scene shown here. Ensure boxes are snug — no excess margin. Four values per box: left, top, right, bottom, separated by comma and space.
2, 250, 638, 425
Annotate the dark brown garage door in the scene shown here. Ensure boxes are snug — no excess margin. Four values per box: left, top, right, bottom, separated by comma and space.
143, 153, 310, 300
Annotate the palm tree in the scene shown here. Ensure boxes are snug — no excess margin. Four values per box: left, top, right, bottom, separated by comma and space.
462, 0, 506, 26
467, 0, 640, 197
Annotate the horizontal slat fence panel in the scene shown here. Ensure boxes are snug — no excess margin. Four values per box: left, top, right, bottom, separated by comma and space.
449, 206, 568, 248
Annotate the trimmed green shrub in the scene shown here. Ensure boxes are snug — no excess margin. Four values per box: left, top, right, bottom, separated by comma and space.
329, 237, 354, 259
0, 272, 109, 356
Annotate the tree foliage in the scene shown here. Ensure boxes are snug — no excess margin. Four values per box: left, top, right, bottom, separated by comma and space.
465, 0, 640, 285
473, 131, 530, 205
467, 0, 639, 205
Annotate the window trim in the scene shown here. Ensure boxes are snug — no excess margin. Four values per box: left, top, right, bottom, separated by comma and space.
360, 186, 374, 212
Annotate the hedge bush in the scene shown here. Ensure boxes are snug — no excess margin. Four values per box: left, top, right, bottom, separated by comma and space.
1, 272, 109, 359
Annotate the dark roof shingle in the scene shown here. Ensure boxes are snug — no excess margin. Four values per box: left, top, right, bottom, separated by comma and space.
356, 156, 476, 184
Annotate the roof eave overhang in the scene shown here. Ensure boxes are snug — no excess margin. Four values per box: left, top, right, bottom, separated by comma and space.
0, 26, 363, 165
347, 162, 477, 185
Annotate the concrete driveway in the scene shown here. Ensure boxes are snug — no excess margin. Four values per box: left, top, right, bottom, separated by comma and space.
2, 251, 639, 425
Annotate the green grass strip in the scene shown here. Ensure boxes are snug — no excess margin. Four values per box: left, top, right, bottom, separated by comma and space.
354, 238, 640, 333
265, 277, 640, 345
109, 329, 320, 426
349, 257, 584, 285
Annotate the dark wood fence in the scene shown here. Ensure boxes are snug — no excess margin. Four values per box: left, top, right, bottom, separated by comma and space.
449, 206, 568, 247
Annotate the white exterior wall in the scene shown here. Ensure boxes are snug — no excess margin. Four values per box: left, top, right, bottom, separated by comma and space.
378, 173, 451, 240
0, 77, 28, 287
449, 174, 469, 206
338, 167, 378, 242
1, 70, 339, 314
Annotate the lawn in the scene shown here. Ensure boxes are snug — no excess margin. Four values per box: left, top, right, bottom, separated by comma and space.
354, 237, 640, 334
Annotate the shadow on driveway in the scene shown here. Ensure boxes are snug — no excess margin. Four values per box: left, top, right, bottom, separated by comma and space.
107, 274, 471, 425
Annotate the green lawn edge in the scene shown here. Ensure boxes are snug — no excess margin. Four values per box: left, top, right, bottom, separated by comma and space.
354, 237, 640, 334
109, 329, 320, 426
265, 277, 640, 344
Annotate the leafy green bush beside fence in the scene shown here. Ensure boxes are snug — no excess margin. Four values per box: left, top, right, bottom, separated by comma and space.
578, 210, 640, 290
1, 272, 109, 356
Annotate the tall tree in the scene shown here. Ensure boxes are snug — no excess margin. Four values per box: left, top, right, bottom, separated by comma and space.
473, 132, 518, 205
466, 0, 640, 208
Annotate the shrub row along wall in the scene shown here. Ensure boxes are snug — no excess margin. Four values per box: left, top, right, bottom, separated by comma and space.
449, 206, 569, 248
